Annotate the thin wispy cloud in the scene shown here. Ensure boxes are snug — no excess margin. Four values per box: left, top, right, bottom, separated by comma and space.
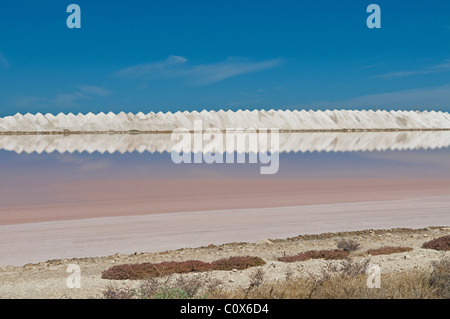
188, 58, 283, 85
16, 85, 111, 110
16, 97, 47, 110
0, 50, 10, 70
428, 60, 450, 70
52, 85, 111, 108
374, 59, 450, 79
116, 55, 188, 79
78, 85, 111, 97
51, 92, 89, 108
308, 84, 450, 109
115, 55, 283, 85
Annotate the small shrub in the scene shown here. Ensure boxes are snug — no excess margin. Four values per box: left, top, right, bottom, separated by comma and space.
211, 256, 266, 270
277, 249, 349, 263
337, 239, 360, 252
277, 252, 311, 263
308, 249, 350, 260
248, 268, 265, 289
136, 277, 159, 297
367, 246, 413, 256
422, 235, 450, 251
101, 260, 212, 280
304, 259, 370, 285
429, 257, 450, 298
244, 268, 266, 298
101, 263, 153, 280
337, 258, 371, 277
173, 274, 204, 298
159, 260, 213, 274
153, 287, 190, 299
102, 256, 265, 280
102, 272, 221, 299
102, 283, 136, 299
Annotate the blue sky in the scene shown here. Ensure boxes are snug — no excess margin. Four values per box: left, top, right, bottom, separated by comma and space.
0, 0, 449, 116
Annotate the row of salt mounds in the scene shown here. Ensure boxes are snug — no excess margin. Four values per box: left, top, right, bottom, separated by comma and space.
2, 131, 450, 154
0, 110, 450, 132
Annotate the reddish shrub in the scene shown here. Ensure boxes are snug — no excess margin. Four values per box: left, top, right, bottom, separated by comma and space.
367, 246, 413, 256
102, 260, 212, 280
277, 249, 349, 263
157, 260, 213, 274
307, 249, 350, 260
211, 256, 266, 270
102, 256, 266, 280
422, 235, 450, 251
277, 253, 311, 263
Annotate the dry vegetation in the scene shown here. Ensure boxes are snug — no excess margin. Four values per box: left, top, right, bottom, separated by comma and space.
336, 239, 361, 252
1, 226, 448, 299
277, 249, 349, 263
429, 258, 450, 299
422, 235, 450, 251
101, 256, 266, 280
101, 256, 450, 299
100, 235, 449, 298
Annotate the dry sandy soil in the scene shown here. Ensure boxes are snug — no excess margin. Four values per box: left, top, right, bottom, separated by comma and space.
0, 226, 448, 299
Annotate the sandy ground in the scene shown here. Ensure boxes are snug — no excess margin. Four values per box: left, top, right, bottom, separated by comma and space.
0, 226, 448, 299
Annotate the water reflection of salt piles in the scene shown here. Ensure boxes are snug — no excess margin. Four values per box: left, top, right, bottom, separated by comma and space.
1, 131, 450, 154
0, 109, 450, 132
0, 109, 450, 154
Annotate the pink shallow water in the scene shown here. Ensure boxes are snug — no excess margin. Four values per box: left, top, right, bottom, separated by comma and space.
0, 195, 449, 266
0, 177, 449, 266
0, 149, 449, 265
1, 178, 450, 225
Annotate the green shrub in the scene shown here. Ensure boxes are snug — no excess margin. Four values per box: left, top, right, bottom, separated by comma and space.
153, 287, 190, 299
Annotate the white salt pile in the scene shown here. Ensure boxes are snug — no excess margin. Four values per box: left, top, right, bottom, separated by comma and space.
0, 109, 449, 132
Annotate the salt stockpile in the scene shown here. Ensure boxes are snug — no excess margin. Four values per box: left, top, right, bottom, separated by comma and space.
2, 131, 450, 154
0, 109, 450, 133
